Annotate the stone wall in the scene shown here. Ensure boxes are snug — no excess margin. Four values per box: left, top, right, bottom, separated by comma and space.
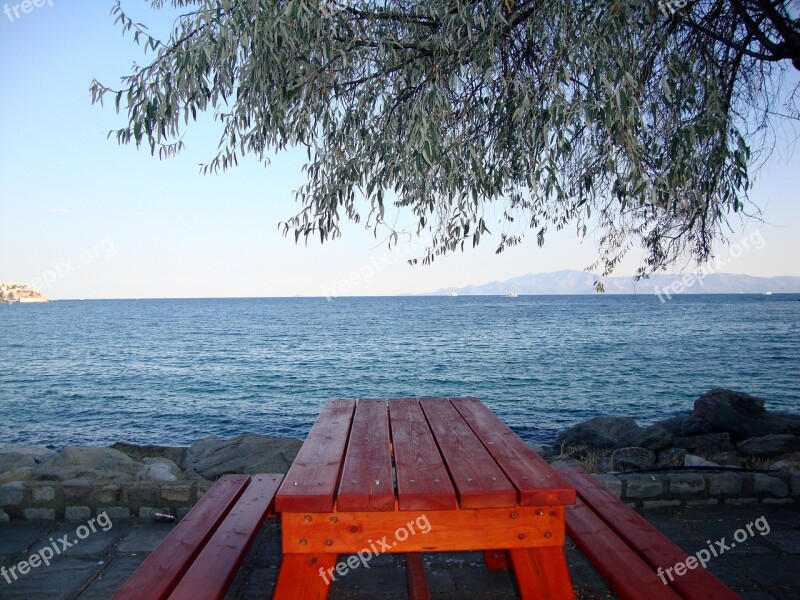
0, 479, 211, 522
592, 470, 800, 508
0, 433, 302, 522
2, 469, 797, 522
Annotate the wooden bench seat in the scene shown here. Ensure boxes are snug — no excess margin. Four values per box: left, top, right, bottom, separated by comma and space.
558, 467, 740, 600
113, 473, 283, 600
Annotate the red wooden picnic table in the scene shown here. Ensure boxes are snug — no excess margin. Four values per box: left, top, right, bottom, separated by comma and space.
271, 397, 577, 600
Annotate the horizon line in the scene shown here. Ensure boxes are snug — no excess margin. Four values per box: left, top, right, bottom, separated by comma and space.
8, 291, 800, 302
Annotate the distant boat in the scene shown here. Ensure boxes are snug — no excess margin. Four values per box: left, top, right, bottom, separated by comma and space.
763, 291, 773, 296
448, 292, 458, 297
507, 292, 518, 298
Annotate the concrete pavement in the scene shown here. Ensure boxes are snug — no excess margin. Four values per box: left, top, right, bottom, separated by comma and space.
1, 503, 798, 599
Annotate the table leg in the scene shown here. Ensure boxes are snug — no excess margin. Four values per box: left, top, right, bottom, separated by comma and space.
509, 547, 575, 600
273, 553, 338, 600
483, 550, 510, 571
405, 553, 431, 600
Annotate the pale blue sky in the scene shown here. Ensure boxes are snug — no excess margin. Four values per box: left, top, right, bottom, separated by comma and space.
1, 2, 798, 299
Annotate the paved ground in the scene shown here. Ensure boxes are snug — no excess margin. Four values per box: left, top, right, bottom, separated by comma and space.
0, 504, 798, 599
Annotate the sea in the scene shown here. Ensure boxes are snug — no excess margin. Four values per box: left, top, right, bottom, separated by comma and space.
1, 295, 798, 448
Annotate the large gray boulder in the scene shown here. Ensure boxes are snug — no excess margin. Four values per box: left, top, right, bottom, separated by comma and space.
0, 452, 36, 474
36, 446, 140, 481
612, 447, 656, 471
555, 417, 642, 451
693, 389, 800, 441
631, 425, 673, 451
685, 454, 720, 467
673, 433, 734, 456
52, 446, 135, 469
0, 466, 37, 484
770, 459, 800, 472
182, 434, 302, 480
112, 441, 187, 466
736, 434, 800, 458
653, 416, 712, 437
136, 458, 183, 482
0, 445, 57, 464
658, 448, 687, 467
34, 465, 137, 482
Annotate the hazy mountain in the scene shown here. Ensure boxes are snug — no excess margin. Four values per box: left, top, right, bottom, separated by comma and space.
429, 270, 800, 296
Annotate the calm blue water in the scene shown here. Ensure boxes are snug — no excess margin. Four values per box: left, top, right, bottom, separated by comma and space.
0, 295, 798, 448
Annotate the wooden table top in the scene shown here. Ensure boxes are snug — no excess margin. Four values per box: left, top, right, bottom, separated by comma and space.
274, 397, 576, 514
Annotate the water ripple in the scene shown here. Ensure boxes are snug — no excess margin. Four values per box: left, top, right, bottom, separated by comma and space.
0, 295, 798, 447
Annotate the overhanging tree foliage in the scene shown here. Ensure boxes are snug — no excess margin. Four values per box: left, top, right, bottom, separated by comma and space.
91, 0, 800, 277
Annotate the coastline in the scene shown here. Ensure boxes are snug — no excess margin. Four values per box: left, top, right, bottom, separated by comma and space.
1, 388, 798, 522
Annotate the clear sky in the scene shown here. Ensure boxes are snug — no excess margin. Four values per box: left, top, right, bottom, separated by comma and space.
1, 2, 798, 299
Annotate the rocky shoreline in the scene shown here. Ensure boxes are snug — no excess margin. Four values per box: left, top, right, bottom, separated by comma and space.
0, 434, 303, 522
540, 388, 800, 473
1, 388, 798, 521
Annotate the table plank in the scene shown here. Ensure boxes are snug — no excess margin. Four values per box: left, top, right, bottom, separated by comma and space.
281, 505, 564, 553
452, 397, 576, 506
389, 398, 458, 511
420, 398, 517, 509
275, 399, 356, 513
337, 399, 395, 511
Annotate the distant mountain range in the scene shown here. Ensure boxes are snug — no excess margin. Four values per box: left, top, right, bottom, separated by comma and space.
428, 270, 800, 296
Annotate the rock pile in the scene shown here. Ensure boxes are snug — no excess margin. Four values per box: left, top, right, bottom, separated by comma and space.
0, 434, 302, 487
550, 389, 800, 472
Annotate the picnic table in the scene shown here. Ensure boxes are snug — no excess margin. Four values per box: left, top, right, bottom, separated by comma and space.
271, 397, 577, 599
